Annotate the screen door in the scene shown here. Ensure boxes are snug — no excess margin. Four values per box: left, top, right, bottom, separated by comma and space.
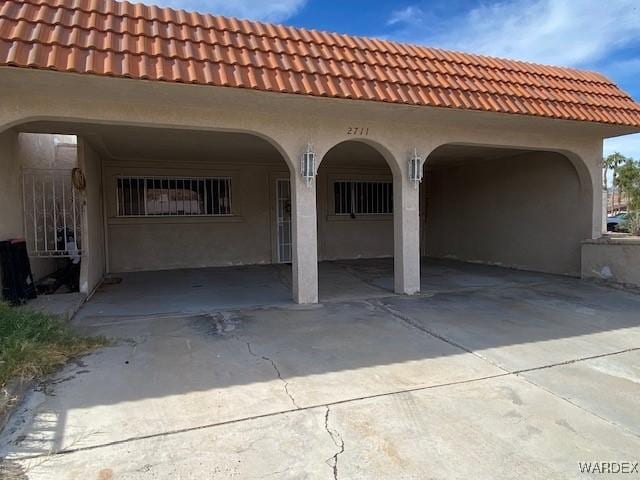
276, 179, 292, 263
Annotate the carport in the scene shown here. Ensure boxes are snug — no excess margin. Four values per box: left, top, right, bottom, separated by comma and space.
316, 140, 397, 300
8, 122, 414, 313
2, 0, 640, 308
10, 121, 296, 305
421, 144, 593, 277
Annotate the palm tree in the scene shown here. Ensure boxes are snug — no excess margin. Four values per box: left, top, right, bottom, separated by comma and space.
604, 152, 627, 213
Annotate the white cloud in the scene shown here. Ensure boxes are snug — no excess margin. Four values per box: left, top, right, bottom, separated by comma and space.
149, 0, 307, 22
604, 134, 640, 160
387, 6, 424, 26
386, 1, 640, 164
388, 0, 640, 67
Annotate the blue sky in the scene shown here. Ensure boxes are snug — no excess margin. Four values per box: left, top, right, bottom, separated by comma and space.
155, 0, 640, 158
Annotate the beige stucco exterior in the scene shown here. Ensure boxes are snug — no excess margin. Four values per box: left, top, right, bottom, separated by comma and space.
19, 133, 78, 281
1, 66, 637, 303
17, 132, 76, 169
0, 131, 79, 283
423, 150, 592, 276
102, 149, 285, 273
0, 130, 21, 242
78, 140, 106, 295
582, 237, 640, 288
317, 142, 393, 261
95, 131, 393, 272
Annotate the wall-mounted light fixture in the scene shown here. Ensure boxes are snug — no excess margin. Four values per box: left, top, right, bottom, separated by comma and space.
408, 148, 423, 188
301, 143, 317, 186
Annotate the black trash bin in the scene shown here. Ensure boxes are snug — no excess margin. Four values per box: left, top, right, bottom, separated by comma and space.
0, 239, 37, 305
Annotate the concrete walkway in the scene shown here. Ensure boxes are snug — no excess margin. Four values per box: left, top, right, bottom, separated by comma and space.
1, 261, 639, 479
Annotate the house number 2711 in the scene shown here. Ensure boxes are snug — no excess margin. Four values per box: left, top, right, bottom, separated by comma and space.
346, 127, 369, 136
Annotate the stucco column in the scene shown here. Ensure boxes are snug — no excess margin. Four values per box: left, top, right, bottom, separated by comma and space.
290, 173, 319, 304
583, 147, 604, 239
394, 165, 421, 295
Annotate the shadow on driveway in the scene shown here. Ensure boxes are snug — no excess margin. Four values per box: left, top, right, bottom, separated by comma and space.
2, 259, 639, 468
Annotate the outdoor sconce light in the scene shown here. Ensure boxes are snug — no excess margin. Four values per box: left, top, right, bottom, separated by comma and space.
408, 148, 423, 188
301, 143, 317, 186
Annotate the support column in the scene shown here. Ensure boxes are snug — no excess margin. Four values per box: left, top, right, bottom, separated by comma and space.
594, 163, 605, 238
393, 168, 421, 295
290, 173, 319, 304
77, 138, 106, 295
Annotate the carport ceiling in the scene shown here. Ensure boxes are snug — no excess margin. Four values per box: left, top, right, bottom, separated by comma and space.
321, 141, 389, 169
18, 122, 285, 164
426, 145, 535, 169
19, 121, 392, 169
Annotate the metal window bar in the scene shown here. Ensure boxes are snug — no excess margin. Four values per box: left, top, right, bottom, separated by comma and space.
116, 176, 232, 217
334, 180, 393, 215
22, 168, 84, 258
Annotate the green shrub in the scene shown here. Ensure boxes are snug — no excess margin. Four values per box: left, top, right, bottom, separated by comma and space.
615, 159, 640, 236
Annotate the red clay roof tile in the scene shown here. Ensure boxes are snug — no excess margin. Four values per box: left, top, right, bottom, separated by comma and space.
1, 0, 639, 127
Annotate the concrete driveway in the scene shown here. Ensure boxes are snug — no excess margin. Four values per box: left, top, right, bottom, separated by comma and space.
1, 261, 640, 479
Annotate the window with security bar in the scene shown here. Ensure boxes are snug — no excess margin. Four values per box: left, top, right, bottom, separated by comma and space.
117, 177, 232, 217
334, 180, 393, 215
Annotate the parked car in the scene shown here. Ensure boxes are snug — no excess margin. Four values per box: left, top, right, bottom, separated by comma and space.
607, 213, 629, 232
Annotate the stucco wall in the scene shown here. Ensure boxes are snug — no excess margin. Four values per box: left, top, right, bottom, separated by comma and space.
582, 237, 640, 288
0, 131, 68, 286
17, 133, 78, 280
1, 66, 618, 300
423, 151, 592, 276
0, 129, 21, 289
103, 142, 395, 272
317, 142, 394, 261
316, 169, 394, 261
105, 163, 282, 272
17, 133, 76, 169
78, 140, 105, 293
0, 130, 21, 241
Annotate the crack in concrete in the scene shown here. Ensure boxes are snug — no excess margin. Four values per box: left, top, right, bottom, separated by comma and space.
80, 278, 553, 328
12, 341, 638, 462
340, 263, 390, 295
243, 339, 301, 410
368, 299, 493, 364
7, 372, 510, 461
323, 406, 344, 480
9, 293, 640, 461
274, 264, 292, 291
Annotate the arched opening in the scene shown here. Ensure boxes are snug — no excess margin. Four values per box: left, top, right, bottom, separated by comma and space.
421, 144, 593, 276
316, 140, 396, 300
0, 121, 295, 313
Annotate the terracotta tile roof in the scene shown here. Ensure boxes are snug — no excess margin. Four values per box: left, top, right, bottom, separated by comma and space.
1, 0, 640, 127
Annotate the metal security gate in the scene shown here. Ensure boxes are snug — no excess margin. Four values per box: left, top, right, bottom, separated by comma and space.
22, 168, 83, 257
276, 179, 292, 263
